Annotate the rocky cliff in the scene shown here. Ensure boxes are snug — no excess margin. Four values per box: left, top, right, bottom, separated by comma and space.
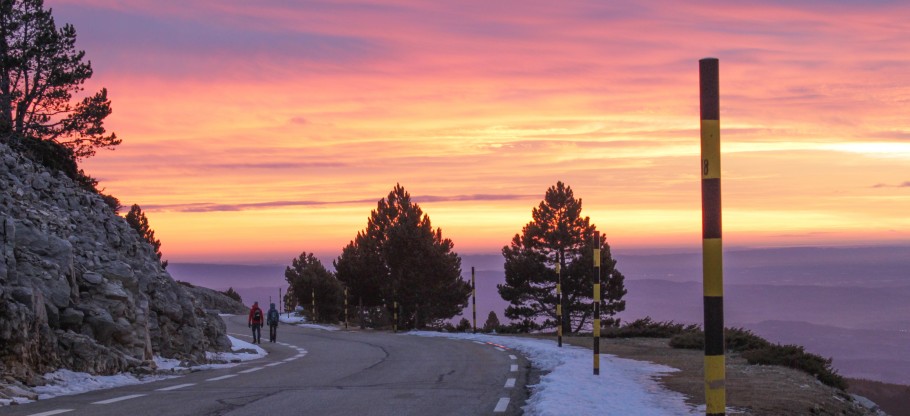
178, 282, 248, 315
0, 142, 230, 385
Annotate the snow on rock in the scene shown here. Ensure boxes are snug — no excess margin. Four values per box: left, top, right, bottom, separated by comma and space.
409, 331, 699, 416
205, 335, 267, 364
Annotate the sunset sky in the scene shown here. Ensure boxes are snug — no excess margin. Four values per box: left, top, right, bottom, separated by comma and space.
49, 0, 909, 263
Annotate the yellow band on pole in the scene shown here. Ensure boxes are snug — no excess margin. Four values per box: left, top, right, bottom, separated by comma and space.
705, 355, 726, 413
703, 238, 723, 297
593, 249, 601, 267
593, 284, 601, 301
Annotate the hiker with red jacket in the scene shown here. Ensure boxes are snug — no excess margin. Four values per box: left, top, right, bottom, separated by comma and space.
248, 301, 264, 344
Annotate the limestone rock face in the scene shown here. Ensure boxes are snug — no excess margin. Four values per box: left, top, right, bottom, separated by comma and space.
179, 282, 248, 315
0, 142, 230, 384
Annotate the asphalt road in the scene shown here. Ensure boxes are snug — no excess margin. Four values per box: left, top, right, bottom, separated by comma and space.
2, 315, 530, 416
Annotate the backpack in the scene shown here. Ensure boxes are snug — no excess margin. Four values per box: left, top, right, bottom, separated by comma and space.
268, 309, 279, 325
253, 309, 262, 322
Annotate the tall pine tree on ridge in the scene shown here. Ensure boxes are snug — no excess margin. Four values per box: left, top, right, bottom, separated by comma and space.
498, 181, 626, 333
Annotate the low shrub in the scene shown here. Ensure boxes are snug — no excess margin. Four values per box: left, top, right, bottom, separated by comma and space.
604, 316, 699, 339
667, 327, 847, 389
725, 327, 771, 352
668, 330, 703, 349
741, 345, 847, 390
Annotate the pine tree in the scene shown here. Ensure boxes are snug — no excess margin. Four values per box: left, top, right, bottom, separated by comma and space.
223, 287, 242, 303
125, 204, 167, 269
285, 252, 343, 323
483, 311, 501, 333
334, 184, 471, 329
455, 317, 472, 332
497, 181, 626, 333
0, 0, 119, 158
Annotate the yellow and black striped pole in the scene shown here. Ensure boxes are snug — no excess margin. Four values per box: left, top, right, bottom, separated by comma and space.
592, 231, 601, 376
311, 287, 316, 322
344, 287, 349, 329
472, 267, 477, 334
556, 262, 562, 347
393, 300, 398, 333
700, 57, 725, 416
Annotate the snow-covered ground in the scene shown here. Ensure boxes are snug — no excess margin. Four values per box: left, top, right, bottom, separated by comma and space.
409, 331, 699, 416
278, 314, 307, 324
0, 335, 266, 406
279, 314, 340, 331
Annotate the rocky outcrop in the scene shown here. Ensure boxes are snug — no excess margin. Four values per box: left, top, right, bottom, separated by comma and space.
179, 282, 248, 314
0, 142, 230, 385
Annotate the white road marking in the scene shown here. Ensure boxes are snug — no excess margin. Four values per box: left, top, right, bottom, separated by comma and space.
294, 354, 305, 358
26, 410, 73, 416
266, 362, 284, 367
155, 383, 195, 391
206, 374, 237, 381
494, 347, 505, 352
472, 341, 485, 345
510, 364, 518, 372
504, 378, 516, 388
283, 357, 297, 362
239, 367, 264, 374
91, 394, 146, 404
494, 397, 510, 412
509, 354, 517, 360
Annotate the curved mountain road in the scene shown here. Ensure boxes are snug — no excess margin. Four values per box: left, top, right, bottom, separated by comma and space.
4, 315, 530, 416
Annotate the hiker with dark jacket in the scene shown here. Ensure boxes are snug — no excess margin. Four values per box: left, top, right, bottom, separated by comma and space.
267, 303, 280, 343
248, 302, 264, 344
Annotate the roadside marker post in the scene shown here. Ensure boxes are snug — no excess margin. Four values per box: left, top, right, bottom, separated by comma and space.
593, 231, 601, 376
556, 262, 562, 347
312, 288, 316, 322
472, 267, 477, 334
393, 301, 398, 333
700, 57, 726, 416
344, 287, 349, 329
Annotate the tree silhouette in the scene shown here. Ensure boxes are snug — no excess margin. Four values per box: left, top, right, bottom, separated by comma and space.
223, 287, 242, 303
483, 311, 501, 333
285, 252, 343, 323
335, 184, 471, 329
125, 204, 167, 269
498, 181, 626, 333
0, 0, 119, 158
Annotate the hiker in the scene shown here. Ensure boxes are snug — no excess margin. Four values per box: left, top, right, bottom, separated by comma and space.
267, 303, 280, 342
248, 301, 264, 344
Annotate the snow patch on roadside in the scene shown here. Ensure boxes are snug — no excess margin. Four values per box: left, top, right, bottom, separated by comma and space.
298, 323, 339, 331
1, 335, 266, 406
204, 335, 268, 365
409, 331, 698, 415
279, 314, 307, 324
33, 370, 175, 400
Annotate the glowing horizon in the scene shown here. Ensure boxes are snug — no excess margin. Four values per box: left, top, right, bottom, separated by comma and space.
44, 0, 909, 263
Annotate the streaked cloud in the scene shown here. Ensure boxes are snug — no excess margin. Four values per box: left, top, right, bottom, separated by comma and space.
143, 194, 537, 213
48, 0, 910, 260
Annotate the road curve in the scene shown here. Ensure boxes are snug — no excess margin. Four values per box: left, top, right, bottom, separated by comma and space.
3, 315, 529, 416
